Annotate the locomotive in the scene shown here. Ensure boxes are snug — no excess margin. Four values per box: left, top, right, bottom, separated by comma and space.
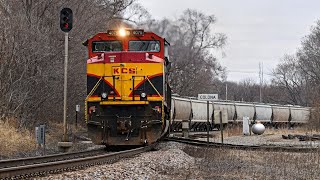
83, 29, 171, 146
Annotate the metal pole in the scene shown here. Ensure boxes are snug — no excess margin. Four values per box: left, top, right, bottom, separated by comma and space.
63, 32, 68, 142
207, 101, 209, 145
220, 111, 223, 144
225, 83, 228, 100
75, 111, 78, 129
43, 125, 46, 155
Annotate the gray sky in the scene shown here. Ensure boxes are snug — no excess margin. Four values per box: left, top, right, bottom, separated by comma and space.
138, 0, 320, 82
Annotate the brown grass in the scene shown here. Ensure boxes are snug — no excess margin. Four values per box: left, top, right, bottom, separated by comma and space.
0, 118, 36, 157
220, 124, 319, 139
183, 146, 320, 179
0, 118, 88, 158
45, 122, 87, 144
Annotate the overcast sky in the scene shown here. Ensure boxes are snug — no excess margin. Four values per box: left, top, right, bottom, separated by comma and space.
138, 0, 320, 82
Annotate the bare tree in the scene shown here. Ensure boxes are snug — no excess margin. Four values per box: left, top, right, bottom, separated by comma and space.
144, 9, 226, 96
271, 55, 308, 105
0, 0, 139, 127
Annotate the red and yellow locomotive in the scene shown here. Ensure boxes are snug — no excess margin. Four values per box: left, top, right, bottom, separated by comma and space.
83, 29, 171, 146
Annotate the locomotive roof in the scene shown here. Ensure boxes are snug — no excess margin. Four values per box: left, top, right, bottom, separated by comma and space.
83, 30, 164, 47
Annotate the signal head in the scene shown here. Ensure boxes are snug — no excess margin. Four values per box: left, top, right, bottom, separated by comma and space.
60, 8, 73, 32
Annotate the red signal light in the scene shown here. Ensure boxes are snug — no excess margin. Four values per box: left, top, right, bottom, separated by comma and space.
60, 8, 73, 32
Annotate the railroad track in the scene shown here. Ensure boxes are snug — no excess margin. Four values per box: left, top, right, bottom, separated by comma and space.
0, 148, 106, 169
165, 136, 320, 153
0, 145, 155, 179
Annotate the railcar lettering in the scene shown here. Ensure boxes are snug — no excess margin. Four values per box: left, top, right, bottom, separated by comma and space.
113, 67, 136, 74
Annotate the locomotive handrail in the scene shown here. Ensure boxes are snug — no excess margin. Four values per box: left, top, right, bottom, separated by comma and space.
146, 77, 162, 98
145, 76, 166, 122
85, 77, 103, 122
85, 77, 103, 100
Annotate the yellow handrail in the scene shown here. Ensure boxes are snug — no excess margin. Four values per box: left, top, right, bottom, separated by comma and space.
146, 77, 163, 99
85, 77, 103, 122
146, 77, 165, 123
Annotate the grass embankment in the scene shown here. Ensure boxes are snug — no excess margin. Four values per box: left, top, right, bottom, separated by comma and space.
0, 120, 87, 158
0, 119, 36, 157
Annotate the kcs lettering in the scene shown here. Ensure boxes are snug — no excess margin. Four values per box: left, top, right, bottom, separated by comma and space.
113, 67, 136, 74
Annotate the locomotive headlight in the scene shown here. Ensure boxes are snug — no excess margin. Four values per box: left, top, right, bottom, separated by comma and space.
140, 92, 147, 100
141, 92, 146, 98
119, 29, 127, 37
101, 92, 108, 99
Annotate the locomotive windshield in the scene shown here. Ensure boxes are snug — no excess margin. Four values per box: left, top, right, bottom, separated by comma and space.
92, 41, 122, 52
129, 40, 160, 52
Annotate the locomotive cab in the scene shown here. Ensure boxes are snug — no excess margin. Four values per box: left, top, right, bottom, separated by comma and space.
84, 29, 171, 146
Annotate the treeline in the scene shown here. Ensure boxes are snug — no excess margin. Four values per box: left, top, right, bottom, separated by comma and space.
270, 21, 320, 128
271, 21, 320, 107
0, 0, 137, 127
0, 0, 319, 129
141, 9, 320, 107
142, 9, 227, 96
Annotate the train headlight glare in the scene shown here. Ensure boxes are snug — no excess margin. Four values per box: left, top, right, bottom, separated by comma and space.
141, 92, 146, 98
101, 92, 107, 99
119, 29, 126, 37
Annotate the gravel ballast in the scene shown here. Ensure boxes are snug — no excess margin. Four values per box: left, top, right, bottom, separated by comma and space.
39, 132, 320, 179
44, 142, 196, 179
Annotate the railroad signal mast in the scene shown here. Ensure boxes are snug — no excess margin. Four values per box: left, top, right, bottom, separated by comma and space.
60, 8, 72, 144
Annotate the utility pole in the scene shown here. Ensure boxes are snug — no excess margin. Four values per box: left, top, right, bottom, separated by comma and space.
225, 83, 228, 100
259, 62, 263, 103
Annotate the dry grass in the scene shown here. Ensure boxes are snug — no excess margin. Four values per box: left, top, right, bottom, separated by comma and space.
224, 124, 242, 137
183, 146, 320, 179
0, 119, 87, 158
0, 118, 36, 157
45, 122, 87, 145
221, 124, 319, 138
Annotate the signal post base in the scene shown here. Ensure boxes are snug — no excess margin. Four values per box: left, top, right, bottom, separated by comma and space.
58, 141, 73, 152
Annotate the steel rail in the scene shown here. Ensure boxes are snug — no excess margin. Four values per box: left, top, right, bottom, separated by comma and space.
0, 145, 154, 179
165, 137, 320, 153
0, 148, 106, 169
